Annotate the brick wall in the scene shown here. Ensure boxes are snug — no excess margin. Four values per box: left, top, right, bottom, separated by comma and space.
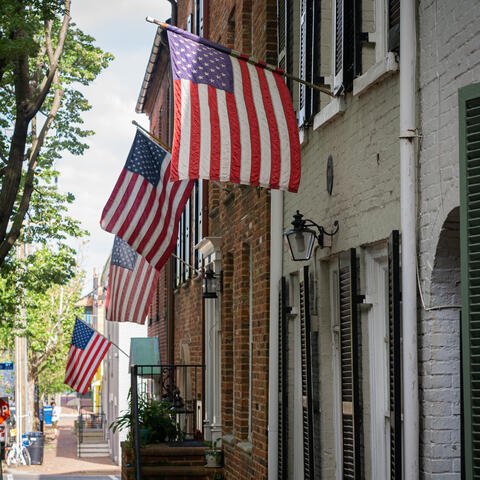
417, 0, 480, 477
206, 2, 277, 477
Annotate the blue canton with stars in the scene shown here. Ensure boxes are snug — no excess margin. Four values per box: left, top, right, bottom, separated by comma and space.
71, 318, 95, 350
167, 28, 234, 93
111, 236, 137, 271
125, 130, 168, 186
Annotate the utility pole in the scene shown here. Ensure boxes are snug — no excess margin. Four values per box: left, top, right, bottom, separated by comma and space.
14, 242, 29, 445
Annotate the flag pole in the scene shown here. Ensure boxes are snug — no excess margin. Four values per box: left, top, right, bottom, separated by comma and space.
76, 317, 130, 358
132, 120, 172, 153
146, 17, 334, 97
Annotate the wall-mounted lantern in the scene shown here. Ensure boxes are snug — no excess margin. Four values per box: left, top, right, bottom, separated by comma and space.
284, 210, 339, 261
203, 269, 219, 298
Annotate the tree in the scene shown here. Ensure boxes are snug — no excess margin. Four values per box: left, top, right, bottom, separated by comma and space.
0, 0, 113, 265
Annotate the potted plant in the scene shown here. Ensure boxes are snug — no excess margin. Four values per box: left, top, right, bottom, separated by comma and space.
110, 392, 179, 445
204, 437, 223, 468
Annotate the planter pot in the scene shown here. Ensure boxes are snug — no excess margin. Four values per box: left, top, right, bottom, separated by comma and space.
205, 449, 223, 468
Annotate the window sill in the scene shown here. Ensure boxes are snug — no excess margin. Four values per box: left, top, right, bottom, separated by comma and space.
353, 52, 398, 96
222, 433, 234, 446
312, 97, 347, 131
237, 441, 252, 455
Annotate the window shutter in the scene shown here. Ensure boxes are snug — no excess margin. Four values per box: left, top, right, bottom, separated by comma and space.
388, 0, 400, 52
195, 0, 203, 36
300, 266, 315, 479
298, 0, 307, 126
388, 230, 402, 480
338, 249, 362, 479
187, 13, 193, 33
278, 276, 289, 480
333, 0, 344, 95
185, 199, 191, 279
277, 0, 287, 70
459, 83, 480, 480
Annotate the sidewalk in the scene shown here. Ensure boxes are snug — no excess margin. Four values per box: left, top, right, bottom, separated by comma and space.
5, 410, 120, 476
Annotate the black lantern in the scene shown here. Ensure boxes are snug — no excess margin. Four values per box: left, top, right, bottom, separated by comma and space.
203, 269, 218, 298
284, 210, 339, 261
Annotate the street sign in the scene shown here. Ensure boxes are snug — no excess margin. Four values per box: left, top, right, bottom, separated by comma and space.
0, 398, 9, 424
0, 363, 13, 370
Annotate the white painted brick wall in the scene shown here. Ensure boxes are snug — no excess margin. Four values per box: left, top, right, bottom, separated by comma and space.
418, 0, 480, 477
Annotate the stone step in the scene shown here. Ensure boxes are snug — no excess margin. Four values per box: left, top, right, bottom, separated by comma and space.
123, 465, 224, 480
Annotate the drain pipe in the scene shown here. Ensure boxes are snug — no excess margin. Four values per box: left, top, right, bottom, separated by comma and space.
268, 189, 283, 479
400, 0, 419, 477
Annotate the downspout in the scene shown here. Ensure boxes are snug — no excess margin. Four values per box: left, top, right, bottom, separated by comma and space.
400, 0, 419, 477
268, 189, 283, 479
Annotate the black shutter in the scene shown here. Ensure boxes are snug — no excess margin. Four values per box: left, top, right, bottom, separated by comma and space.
195, 0, 203, 36
333, 0, 344, 94
185, 199, 191, 279
388, 0, 400, 52
300, 266, 315, 479
278, 276, 289, 480
278, 0, 294, 94
298, 0, 308, 125
388, 230, 402, 480
338, 249, 362, 479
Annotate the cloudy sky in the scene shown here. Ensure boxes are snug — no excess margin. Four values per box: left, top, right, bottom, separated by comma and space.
57, 0, 171, 292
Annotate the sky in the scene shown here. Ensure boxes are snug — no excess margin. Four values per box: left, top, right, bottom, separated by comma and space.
57, 0, 172, 293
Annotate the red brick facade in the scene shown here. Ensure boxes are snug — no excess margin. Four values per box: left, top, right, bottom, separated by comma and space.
140, 2, 276, 478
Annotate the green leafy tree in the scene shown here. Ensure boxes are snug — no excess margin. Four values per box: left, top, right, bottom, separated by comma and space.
0, 0, 113, 265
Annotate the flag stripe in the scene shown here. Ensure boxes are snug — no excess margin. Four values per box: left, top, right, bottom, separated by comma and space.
247, 63, 271, 188
178, 80, 192, 180
239, 60, 262, 187
273, 72, 301, 192
256, 66, 281, 190
116, 179, 150, 239
189, 82, 201, 178
231, 58, 252, 184
198, 84, 211, 179
265, 70, 291, 189
208, 85, 221, 180
226, 90, 241, 184
171, 81, 183, 183
77, 338, 110, 394
217, 89, 231, 183
70, 334, 104, 390
102, 171, 136, 231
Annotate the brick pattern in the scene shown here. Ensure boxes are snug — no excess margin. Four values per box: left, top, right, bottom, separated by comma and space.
417, 0, 480, 477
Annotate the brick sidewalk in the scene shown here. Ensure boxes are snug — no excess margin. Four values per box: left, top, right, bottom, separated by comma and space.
5, 413, 120, 476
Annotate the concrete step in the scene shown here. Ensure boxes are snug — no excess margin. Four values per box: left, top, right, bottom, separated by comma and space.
78, 442, 111, 457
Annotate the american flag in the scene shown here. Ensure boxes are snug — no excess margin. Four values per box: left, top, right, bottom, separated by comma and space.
64, 318, 111, 394
105, 236, 159, 324
101, 130, 194, 270
166, 25, 301, 192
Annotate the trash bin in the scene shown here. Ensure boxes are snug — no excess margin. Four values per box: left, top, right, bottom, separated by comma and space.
25, 432, 45, 465
43, 405, 52, 425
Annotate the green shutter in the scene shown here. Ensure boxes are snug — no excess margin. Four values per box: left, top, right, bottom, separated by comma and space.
460, 82, 480, 480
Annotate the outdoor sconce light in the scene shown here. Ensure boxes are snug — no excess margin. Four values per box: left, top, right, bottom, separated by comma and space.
284, 210, 339, 261
203, 269, 218, 299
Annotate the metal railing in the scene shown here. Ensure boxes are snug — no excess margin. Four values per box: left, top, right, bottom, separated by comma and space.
131, 364, 205, 480
77, 412, 105, 445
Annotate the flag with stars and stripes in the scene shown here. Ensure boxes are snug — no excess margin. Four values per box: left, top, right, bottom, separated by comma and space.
165, 24, 301, 192
100, 130, 194, 270
105, 236, 159, 324
64, 318, 111, 394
